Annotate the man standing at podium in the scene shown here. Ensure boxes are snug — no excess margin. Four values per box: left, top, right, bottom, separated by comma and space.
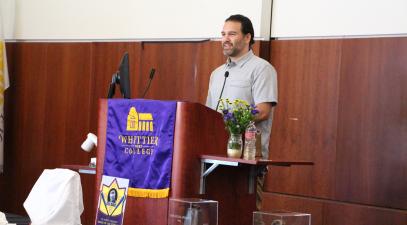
206, 14, 278, 209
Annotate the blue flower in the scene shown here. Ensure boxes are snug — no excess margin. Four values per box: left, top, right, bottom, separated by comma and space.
219, 98, 255, 134
224, 112, 233, 121
230, 114, 236, 122
251, 109, 259, 115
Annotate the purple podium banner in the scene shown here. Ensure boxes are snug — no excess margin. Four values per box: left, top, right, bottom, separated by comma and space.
103, 99, 177, 198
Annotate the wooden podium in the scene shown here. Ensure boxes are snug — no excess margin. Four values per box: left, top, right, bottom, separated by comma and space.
95, 100, 257, 225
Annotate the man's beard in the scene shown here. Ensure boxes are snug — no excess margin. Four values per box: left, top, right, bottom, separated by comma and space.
222, 43, 238, 57
223, 48, 237, 57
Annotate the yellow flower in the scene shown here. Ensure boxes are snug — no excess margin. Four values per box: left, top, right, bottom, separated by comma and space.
219, 98, 257, 134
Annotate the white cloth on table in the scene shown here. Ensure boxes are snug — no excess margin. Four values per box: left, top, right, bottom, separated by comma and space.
0, 212, 7, 225
23, 168, 83, 225
0, 211, 16, 225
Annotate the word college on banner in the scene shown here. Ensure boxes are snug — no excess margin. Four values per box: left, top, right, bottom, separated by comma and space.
103, 99, 177, 198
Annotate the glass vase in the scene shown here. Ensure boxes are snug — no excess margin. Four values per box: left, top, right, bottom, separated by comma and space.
227, 133, 243, 158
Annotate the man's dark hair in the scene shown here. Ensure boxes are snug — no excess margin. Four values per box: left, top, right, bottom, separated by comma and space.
225, 14, 255, 46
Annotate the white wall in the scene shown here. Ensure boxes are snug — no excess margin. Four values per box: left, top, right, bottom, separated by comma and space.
2, 0, 270, 40
271, 0, 407, 38
0, 0, 15, 38
2, 0, 406, 40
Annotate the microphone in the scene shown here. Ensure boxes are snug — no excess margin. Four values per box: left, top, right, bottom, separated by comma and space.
215, 71, 229, 111
141, 68, 156, 98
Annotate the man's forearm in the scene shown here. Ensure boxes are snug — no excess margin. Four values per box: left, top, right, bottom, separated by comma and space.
254, 102, 273, 122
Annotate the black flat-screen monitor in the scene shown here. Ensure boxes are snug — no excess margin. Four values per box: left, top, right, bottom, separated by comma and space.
107, 52, 131, 98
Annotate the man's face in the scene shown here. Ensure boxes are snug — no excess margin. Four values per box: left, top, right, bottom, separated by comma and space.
221, 21, 250, 58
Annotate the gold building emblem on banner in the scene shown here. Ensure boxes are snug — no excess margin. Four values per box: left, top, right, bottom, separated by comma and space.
127, 107, 154, 131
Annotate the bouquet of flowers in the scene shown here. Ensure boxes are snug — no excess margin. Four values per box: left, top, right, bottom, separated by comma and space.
218, 98, 258, 134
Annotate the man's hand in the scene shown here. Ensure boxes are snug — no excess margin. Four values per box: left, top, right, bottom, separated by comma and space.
254, 102, 273, 122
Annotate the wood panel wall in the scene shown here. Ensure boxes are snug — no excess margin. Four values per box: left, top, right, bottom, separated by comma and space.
0, 38, 406, 224
0, 40, 261, 224
335, 38, 407, 209
265, 37, 407, 224
267, 40, 342, 198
